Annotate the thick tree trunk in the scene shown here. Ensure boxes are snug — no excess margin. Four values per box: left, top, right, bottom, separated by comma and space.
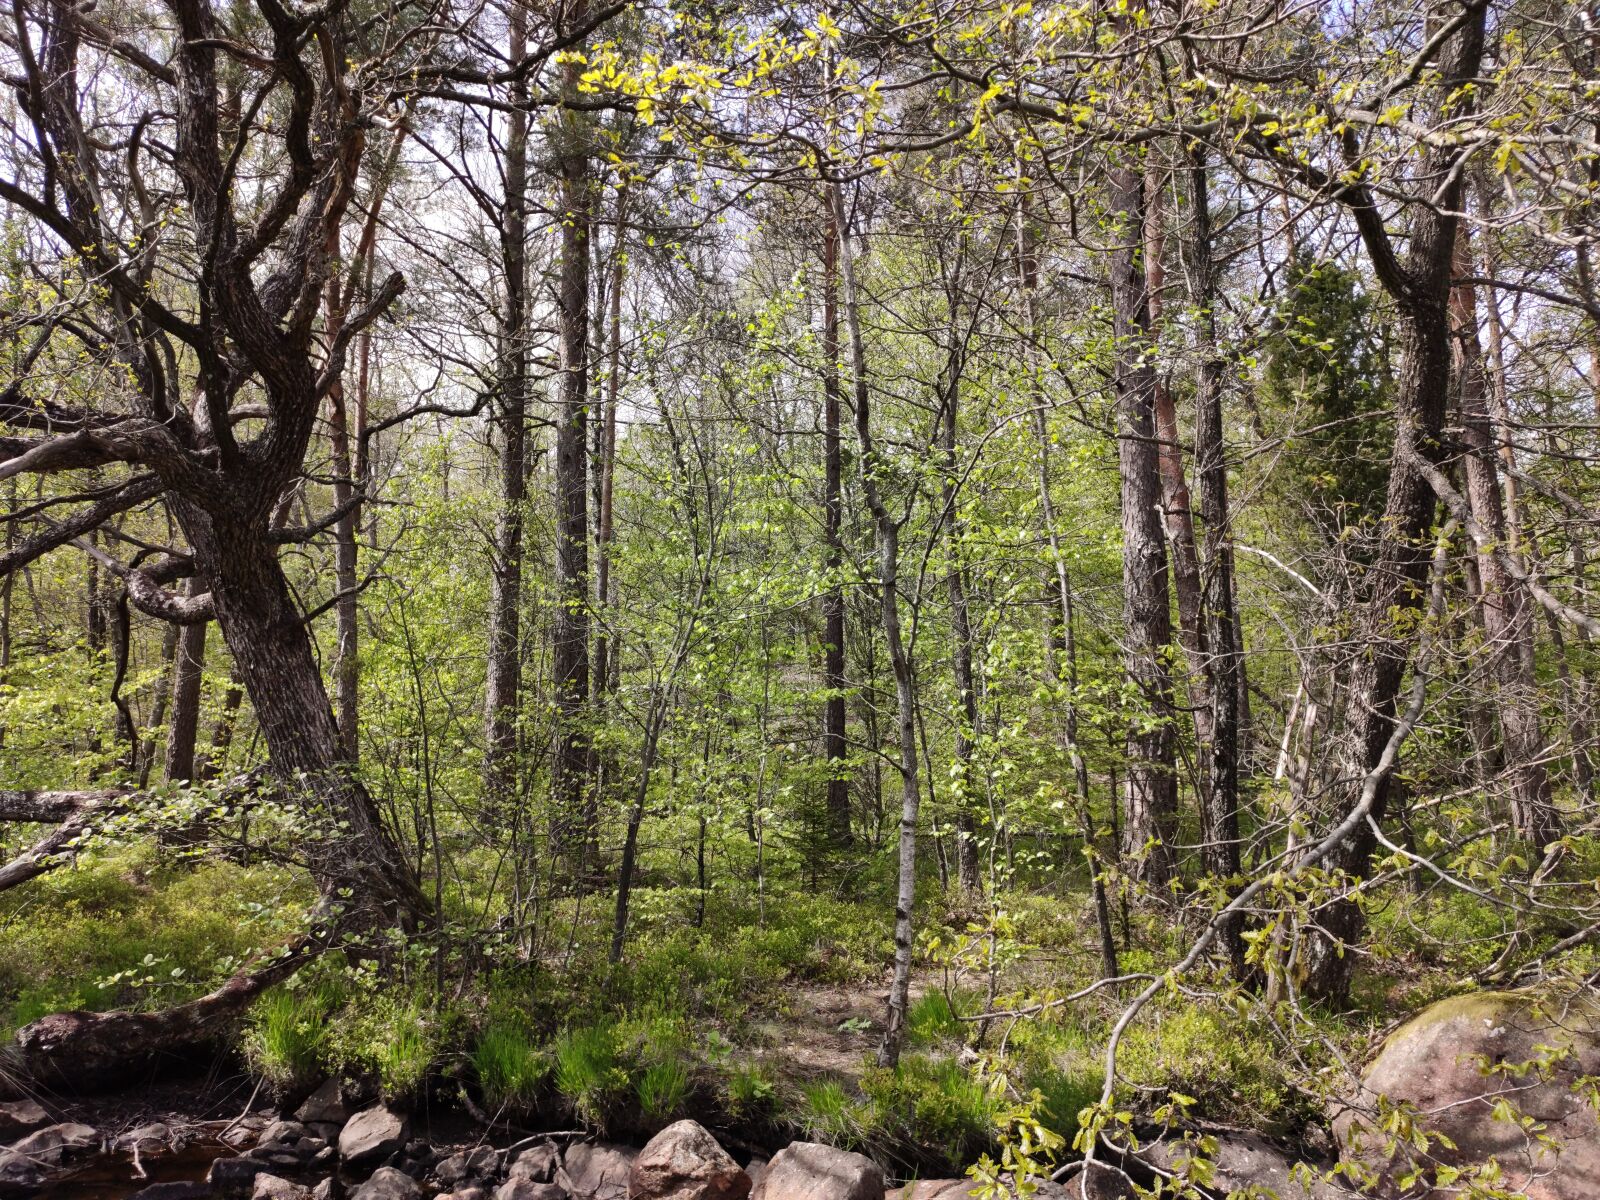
1296, 3, 1487, 1007
1108, 166, 1179, 888
485, 3, 530, 817
821, 214, 852, 850
552, 12, 593, 860
181, 506, 426, 926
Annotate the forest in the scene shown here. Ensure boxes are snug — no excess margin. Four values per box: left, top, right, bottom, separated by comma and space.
1, 0, 1598, 1196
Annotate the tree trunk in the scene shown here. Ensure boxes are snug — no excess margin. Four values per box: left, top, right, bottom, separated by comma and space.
941, 365, 982, 897
1451, 232, 1558, 846
552, 8, 593, 861
828, 184, 920, 1068
485, 1, 530, 816
164, 588, 207, 784
821, 212, 852, 850
1144, 174, 1213, 753
1108, 166, 1179, 888
1185, 155, 1249, 980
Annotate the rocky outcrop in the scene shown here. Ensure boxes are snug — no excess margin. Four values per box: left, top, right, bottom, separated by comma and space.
629, 1121, 751, 1200
1335, 990, 1600, 1200
340, 1106, 412, 1167
748, 1142, 883, 1200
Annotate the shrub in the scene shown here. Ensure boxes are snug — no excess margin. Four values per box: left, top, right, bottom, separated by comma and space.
861, 1054, 1000, 1168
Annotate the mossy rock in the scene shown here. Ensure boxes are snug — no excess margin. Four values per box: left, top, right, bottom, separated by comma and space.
1336, 989, 1600, 1199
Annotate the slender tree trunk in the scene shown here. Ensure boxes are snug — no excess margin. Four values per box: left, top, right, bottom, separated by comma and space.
1108, 166, 1179, 888
941, 369, 982, 896
1451, 233, 1555, 844
1144, 174, 1212, 754
165, 588, 207, 784
552, 6, 593, 861
590, 182, 627, 853
821, 213, 852, 849
485, 3, 530, 816
828, 184, 920, 1068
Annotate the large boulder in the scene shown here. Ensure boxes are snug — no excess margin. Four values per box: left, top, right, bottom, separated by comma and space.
298, 1080, 350, 1126
558, 1143, 638, 1200
748, 1143, 883, 1200
629, 1121, 750, 1200
1335, 990, 1600, 1199
254, 1174, 314, 1200
508, 1143, 560, 1184
340, 1106, 411, 1167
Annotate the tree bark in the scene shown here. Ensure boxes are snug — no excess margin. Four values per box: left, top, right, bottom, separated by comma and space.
164, 585, 207, 784
821, 212, 852, 850
552, 4, 593, 861
1299, 1, 1487, 1006
485, 1, 530, 817
940, 355, 982, 897
1108, 165, 1179, 888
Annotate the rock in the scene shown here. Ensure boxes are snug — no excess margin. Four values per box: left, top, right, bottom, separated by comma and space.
1040, 1167, 1131, 1200
7, 1121, 99, 1164
0, 1152, 43, 1194
1336, 990, 1600, 1200
297, 1081, 350, 1126
210, 1156, 279, 1197
496, 1183, 567, 1200
308, 1122, 345, 1144
1142, 1132, 1342, 1199
255, 1174, 314, 1200
131, 1183, 212, 1200
353, 1167, 425, 1200
450, 1189, 488, 1200
748, 1143, 883, 1200
741, 1161, 766, 1193
558, 1144, 638, 1200
0, 1101, 48, 1138
629, 1121, 750, 1200
261, 1120, 310, 1147
118, 1122, 176, 1153
313, 1178, 341, 1200
509, 1143, 560, 1183
438, 1146, 499, 1186
339, 1107, 411, 1167
884, 1182, 980, 1200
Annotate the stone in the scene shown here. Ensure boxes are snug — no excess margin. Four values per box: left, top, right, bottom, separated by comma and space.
308, 1123, 345, 1144
340, 1107, 411, 1167
210, 1156, 279, 1196
0, 1152, 43, 1194
6, 1121, 99, 1165
508, 1143, 560, 1183
884, 1182, 981, 1200
629, 1120, 750, 1200
558, 1144, 638, 1200
741, 1161, 766, 1193
1141, 1132, 1343, 1199
254, 1174, 314, 1200
0, 1102, 48, 1138
451, 1189, 489, 1200
313, 1178, 341, 1200
497, 1182, 567, 1200
354, 1167, 425, 1200
131, 1183, 212, 1200
118, 1122, 176, 1152
748, 1143, 883, 1200
1335, 990, 1600, 1200
261, 1120, 310, 1147
297, 1081, 350, 1127
438, 1146, 499, 1186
